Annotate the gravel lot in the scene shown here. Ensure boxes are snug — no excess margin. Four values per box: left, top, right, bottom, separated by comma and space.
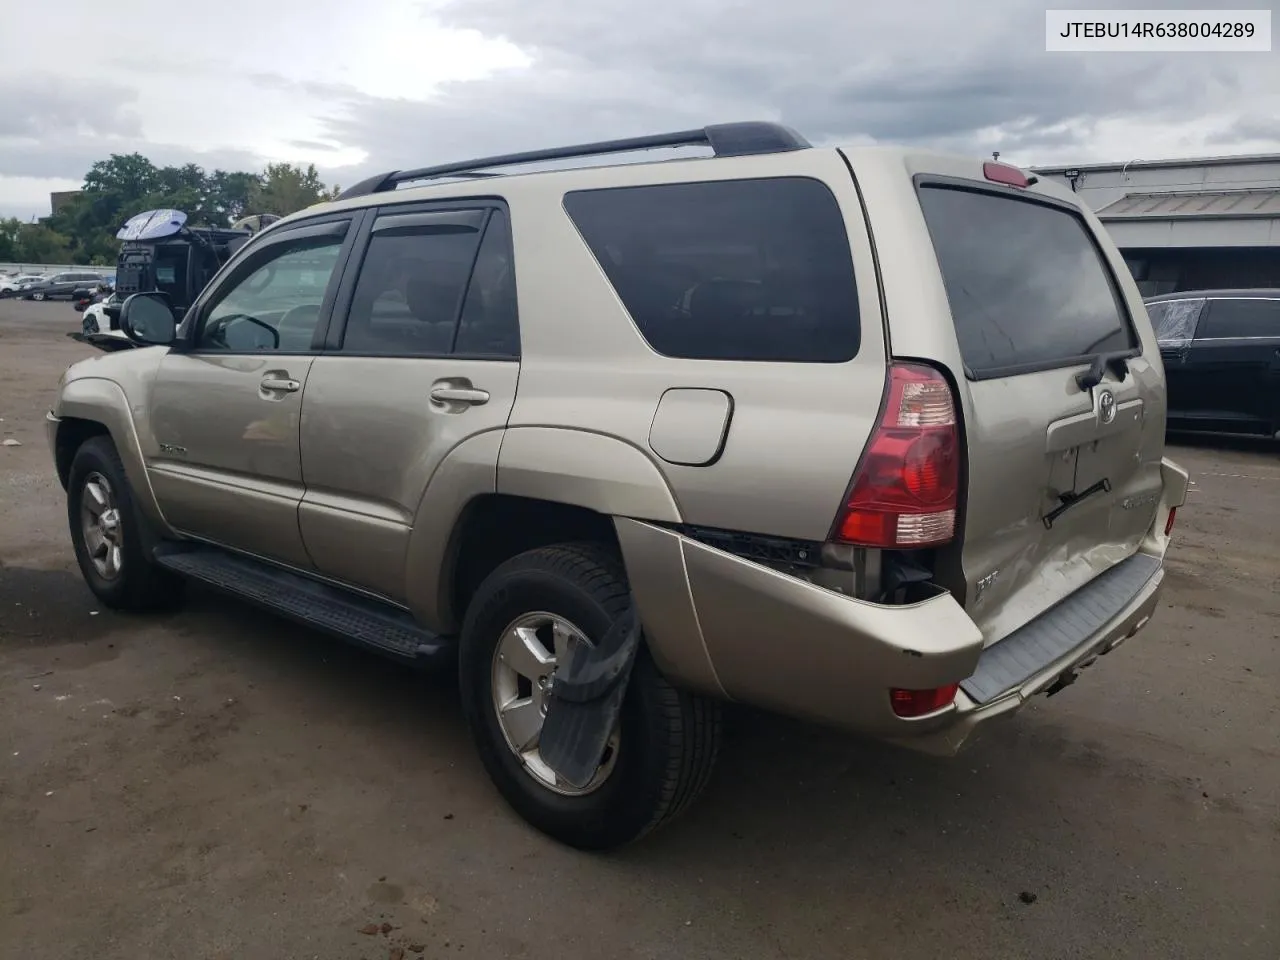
1, 298, 1277, 960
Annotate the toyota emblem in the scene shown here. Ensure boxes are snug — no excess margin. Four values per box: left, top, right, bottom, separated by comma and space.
1098, 389, 1116, 425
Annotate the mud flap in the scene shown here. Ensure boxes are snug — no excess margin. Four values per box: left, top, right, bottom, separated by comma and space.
538, 605, 643, 789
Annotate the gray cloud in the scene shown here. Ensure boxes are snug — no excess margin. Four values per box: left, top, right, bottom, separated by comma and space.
0, 77, 142, 139
315, 0, 1280, 180
1224, 115, 1280, 145
0, 128, 263, 183
4, 0, 1280, 217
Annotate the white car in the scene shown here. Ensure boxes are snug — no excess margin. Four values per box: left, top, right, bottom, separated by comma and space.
0, 273, 47, 297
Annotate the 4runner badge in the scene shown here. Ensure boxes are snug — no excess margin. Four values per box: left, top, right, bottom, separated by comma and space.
975, 568, 1001, 603
1097, 389, 1116, 425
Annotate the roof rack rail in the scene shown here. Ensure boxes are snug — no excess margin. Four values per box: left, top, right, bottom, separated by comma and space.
335, 121, 810, 201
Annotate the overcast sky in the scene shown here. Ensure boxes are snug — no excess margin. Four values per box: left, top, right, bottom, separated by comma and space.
2, 0, 1278, 219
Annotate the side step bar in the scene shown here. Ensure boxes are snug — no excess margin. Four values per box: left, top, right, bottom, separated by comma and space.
153, 544, 452, 665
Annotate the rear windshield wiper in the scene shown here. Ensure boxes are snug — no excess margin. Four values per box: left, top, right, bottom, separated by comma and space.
1075, 350, 1131, 391
1043, 478, 1111, 529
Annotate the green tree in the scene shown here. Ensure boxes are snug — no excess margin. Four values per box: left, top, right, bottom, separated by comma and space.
22, 154, 341, 265
83, 153, 160, 200
0, 218, 22, 261
204, 170, 262, 225
249, 163, 340, 217
13, 223, 72, 263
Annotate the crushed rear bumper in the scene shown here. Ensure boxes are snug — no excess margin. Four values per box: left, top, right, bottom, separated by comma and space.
617, 456, 1188, 755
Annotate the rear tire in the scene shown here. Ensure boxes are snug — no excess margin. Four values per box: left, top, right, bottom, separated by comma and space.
459, 543, 721, 850
67, 436, 183, 612
32, 291, 45, 301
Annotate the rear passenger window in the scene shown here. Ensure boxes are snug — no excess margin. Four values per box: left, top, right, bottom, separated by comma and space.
563, 178, 860, 363
342, 218, 483, 356
1198, 299, 1280, 339
917, 186, 1136, 377
455, 210, 519, 357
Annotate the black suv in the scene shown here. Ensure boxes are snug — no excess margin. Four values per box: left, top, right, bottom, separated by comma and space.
23, 271, 104, 301
1147, 289, 1280, 438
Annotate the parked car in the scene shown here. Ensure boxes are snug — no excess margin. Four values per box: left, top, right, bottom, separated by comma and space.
0, 273, 47, 297
22, 271, 104, 300
47, 121, 1187, 850
1147, 288, 1280, 438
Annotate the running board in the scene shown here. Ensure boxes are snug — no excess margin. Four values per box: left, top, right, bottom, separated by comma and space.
152, 544, 452, 664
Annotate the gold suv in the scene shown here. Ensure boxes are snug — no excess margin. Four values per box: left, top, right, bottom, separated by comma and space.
48, 122, 1188, 849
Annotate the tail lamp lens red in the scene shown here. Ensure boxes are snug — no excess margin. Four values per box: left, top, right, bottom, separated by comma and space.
834, 363, 960, 549
1164, 506, 1177, 536
890, 684, 959, 718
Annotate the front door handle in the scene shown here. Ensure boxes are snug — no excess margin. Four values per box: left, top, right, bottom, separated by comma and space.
430, 385, 490, 406
261, 377, 301, 393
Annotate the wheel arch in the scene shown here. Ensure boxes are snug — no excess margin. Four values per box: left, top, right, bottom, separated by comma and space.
404, 427, 683, 634
55, 378, 168, 532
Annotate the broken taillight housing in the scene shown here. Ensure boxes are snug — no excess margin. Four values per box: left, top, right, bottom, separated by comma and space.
832, 363, 960, 549
889, 684, 960, 718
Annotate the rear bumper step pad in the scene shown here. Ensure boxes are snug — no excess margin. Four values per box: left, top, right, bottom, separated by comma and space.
960, 553, 1161, 705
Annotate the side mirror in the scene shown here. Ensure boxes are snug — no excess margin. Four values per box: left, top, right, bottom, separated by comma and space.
119, 292, 178, 346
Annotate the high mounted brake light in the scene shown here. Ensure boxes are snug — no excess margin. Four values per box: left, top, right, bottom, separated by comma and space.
983, 161, 1031, 188
832, 363, 960, 549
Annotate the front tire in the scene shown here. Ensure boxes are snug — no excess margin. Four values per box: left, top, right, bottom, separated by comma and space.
67, 436, 183, 612
459, 543, 721, 850
31, 291, 45, 301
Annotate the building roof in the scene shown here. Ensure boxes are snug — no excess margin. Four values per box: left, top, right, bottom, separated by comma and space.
1032, 152, 1280, 175
1097, 188, 1280, 220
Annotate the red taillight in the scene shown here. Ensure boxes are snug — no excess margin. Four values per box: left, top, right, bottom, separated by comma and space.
890, 684, 959, 718
1164, 506, 1177, 536
983, 161, 1030, 188
833, 363, 960, 548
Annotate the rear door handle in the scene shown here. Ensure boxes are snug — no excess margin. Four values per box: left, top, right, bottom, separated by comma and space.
260, 377, 301, 393
430, 386, 490, 406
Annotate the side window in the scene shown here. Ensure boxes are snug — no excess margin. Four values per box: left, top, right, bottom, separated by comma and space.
341, 216, 483, 356
1147, 299, 1204, 346
1199, 299, 1280, 340
563, 178, 860, 363
455, 209, 519, 357
196, 230, 346, 353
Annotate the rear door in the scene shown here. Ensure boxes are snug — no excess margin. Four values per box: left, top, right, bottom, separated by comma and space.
861, 160, 1166, 644
1186, 297, 1280, 432
297, 202, 520, 602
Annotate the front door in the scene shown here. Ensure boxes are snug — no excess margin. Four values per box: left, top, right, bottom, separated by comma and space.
147, 215, 360, 567
297, 204, 521, 601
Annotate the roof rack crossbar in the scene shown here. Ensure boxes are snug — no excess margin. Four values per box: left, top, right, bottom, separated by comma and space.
335, 121, 810, 201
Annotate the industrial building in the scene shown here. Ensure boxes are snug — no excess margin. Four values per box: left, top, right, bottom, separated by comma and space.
1032, 153, 1280, 296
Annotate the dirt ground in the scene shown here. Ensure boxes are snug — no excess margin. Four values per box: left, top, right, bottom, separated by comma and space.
1, 298, 1277, 960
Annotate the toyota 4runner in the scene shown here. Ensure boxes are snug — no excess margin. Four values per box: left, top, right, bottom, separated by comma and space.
47, 122, 1188, 850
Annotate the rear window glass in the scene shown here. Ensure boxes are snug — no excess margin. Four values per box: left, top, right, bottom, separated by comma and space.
1199, 298, 1280, 339
1146, 299, 1204, 345
917, 186, 1135, 376
563, 177, 860, 363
